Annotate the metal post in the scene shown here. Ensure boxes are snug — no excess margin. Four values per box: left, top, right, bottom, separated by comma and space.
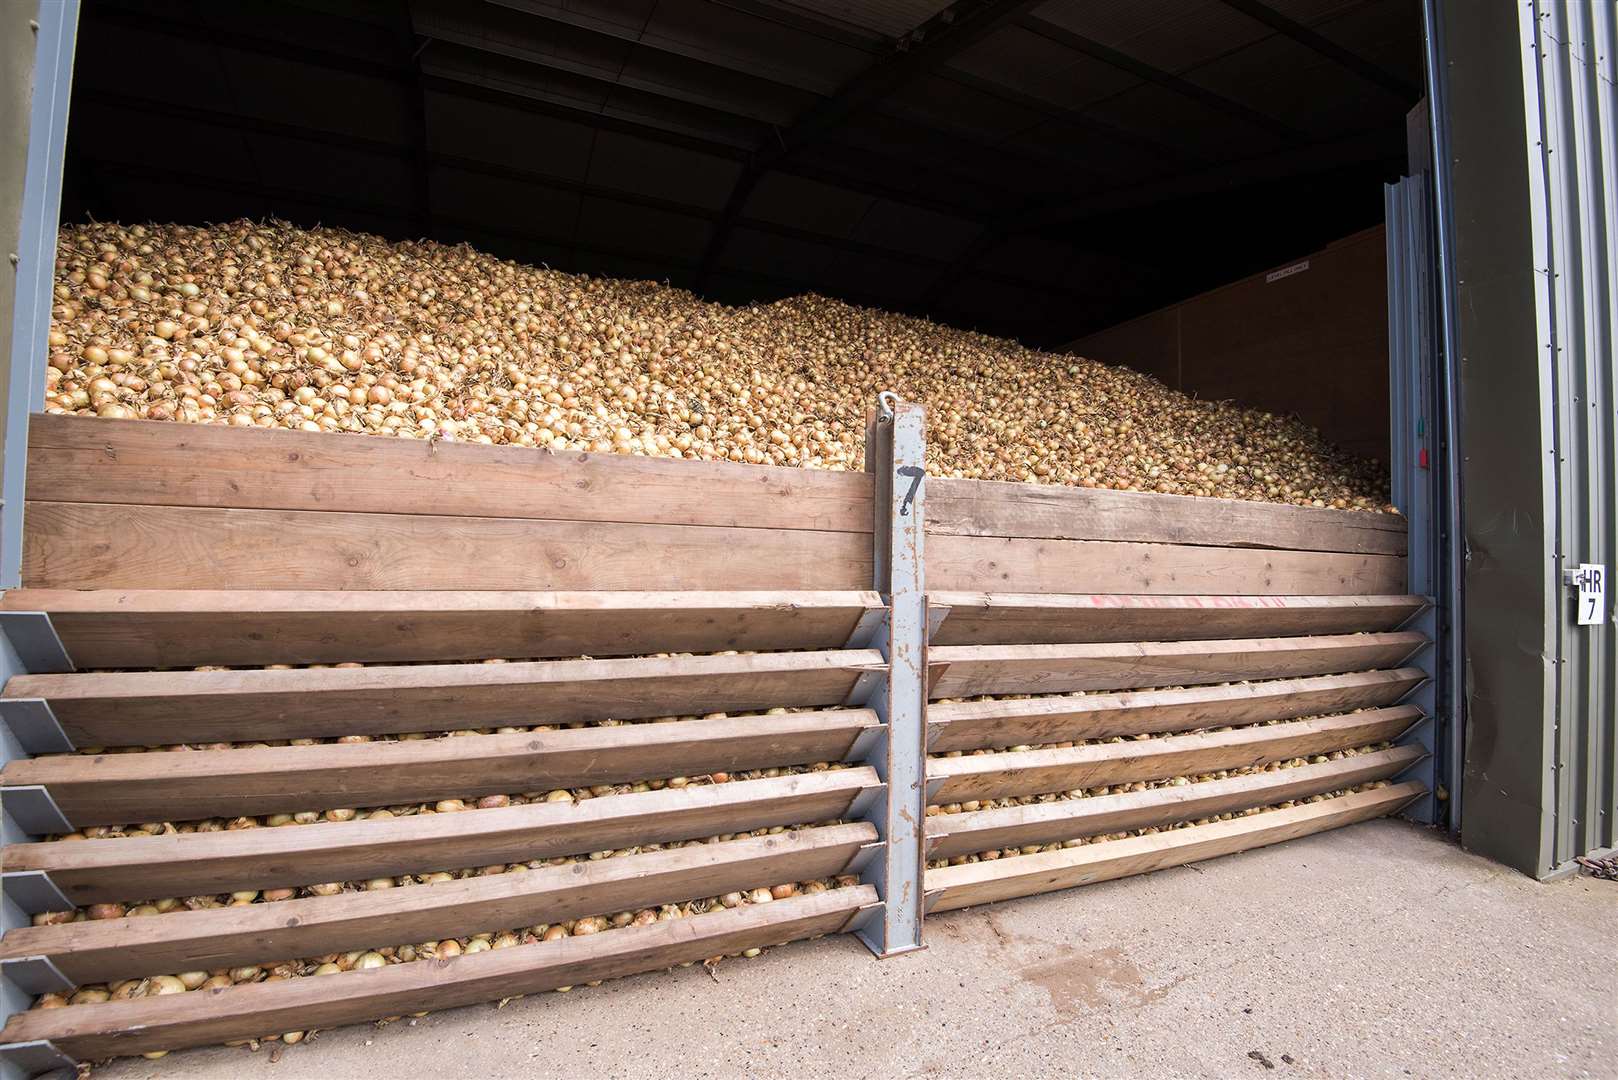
852, 392, 927, 958
3, 0, 77, 590
1, 5, 80, 1077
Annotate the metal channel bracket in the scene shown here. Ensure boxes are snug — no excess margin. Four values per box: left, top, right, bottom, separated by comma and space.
0, 872, 71, 917
0, 700, 72, 756
0, 958, 71, 998
0, 614, 72, 675
0, 1041, 76, 1078
852, 394, 928, 959
0, 787, 72, 840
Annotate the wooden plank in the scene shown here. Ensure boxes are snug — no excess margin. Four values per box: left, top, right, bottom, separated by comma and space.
925, 745, 1424, 859
2, 768, 881, 904
927, 533, 1405, 595
0, 885, 876, 1059
4, 649, 884, 746
927, 475, 1405, 554
926, 706, 1420, 803
930, 593, 1427, 646
926, 782, 1424, 911
927, 668, 1425, 752
0, 590, 884, 668
0, 823, 876, 985
25, 413, 873, 533
20, 502, 872, 592
927, 632, 1426, 699
5, 709, 881, 825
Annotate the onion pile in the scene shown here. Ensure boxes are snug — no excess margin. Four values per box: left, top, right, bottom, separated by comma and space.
47, 219, 1392, 510
33, 871, 861, 1059
924, 776, 1398, 869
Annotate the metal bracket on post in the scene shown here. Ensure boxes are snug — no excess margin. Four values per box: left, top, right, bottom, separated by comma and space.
0, 1041, 76, 1079
0, 700, 72, 756
0, 873, 72, 917
0, 615, 73, 675
0, 958, 72, 998
0, 788, 71, 839
852, 392, 928, 959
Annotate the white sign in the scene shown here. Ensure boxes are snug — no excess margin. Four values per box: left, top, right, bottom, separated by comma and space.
1265, 260, 1310, 283
1574, 563, 1606, 626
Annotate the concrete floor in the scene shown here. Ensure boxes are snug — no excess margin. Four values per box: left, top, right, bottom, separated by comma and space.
98, 819, 1615, 1080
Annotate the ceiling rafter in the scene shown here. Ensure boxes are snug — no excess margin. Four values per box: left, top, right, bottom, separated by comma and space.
76, 91, 1091, 301
1016, 14, 1312, 144
1215, 0, 1420, 101
694, 0, 1048, 291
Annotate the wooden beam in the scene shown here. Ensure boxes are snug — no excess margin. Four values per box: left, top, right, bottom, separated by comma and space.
0, 589, 883, 668
925, 782, 1424, 911
927, 632, 1426, 698
927, 668, 1425, 752
930, 593, 1426, 646
926, 745, 1424, 859
926, 706, 1420, 803
5, 709, 881, 825
2, 769, 881, 904
20, 502, 873, 592
926, 476, 1406, 554
4, 649, 884, 746
0, 886, 876, 1059
0, 824, 875, 984
927, 533, 1406, 595
26, 414, 871, 533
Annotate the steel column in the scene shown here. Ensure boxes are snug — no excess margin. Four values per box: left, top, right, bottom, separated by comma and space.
852, 393, 928, 958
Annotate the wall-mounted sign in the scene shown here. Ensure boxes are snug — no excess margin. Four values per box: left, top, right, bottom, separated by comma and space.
1573, 563, 1606, 626
1265, 260, 1310, 283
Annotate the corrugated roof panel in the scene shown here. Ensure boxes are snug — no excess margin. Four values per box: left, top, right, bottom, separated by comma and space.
743, 172, 877, 235
718, 225, 843, 280
947, 24, 1139, 110
1030, 0, 1270, 74
584, 132, 743, 211
423, 91, 597, 182
883, 71, 1054, 142
1079, 81, 1286, 161
641, 0, 875, 91
849, 201, 979, 260
1188, 33, 1405, 133
765, 0, 957, 39
427, 166, 584, 236
576, 196, 714, 259
1304, 0, 1424, 91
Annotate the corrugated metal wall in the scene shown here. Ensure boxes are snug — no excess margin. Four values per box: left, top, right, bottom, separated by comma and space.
1517, 0, 1618, 868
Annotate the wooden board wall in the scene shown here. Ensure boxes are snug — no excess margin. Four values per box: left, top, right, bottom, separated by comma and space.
1064, 228, 1390, 463
21, 415, 1405, 596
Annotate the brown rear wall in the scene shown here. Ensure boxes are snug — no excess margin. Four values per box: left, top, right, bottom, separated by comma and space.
1064, 227, 1389, 463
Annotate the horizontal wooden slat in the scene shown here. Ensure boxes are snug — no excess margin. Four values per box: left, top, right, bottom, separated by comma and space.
0, 823, 876, 985
26, 413, 873, 532
926, 706, 1420, 803
928, 632, 1426, 699
927, 475, 1406, 554
925, 745, 1424, 859
0, 884, 876, 1059
0, 590, 884, 668
4, 649, 883, 747
3, 769, 881, 904
6, 710, 880, 826
926, 782, 1424, 911
927, 533, 1405, 595
927, 668, 1425, 752
21, 502, 872, 591
930, 593, 1427, 646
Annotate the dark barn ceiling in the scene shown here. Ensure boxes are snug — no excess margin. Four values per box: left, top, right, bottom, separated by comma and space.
61, 0, 1424, 347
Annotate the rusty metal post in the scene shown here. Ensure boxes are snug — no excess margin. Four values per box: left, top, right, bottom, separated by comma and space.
852, 392, 927, 957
